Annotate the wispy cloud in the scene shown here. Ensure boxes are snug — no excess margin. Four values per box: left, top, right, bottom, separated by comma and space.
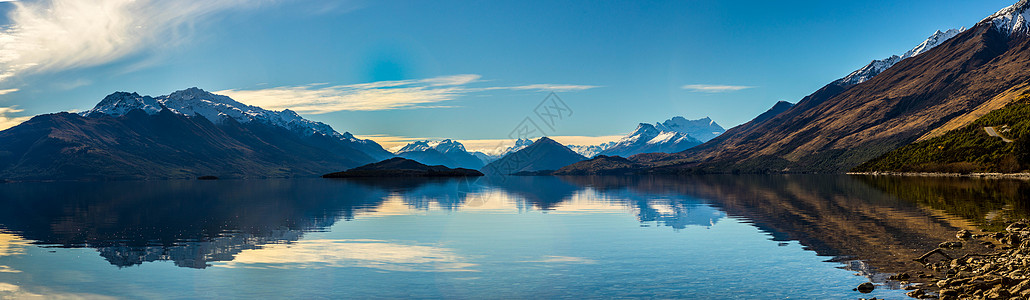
0, 88, 17, 95
682, 84, 755, 93
0, 0, 267, 83
482, 84, 598, 92
218, 74, 600, 114
0, 106, 29, 130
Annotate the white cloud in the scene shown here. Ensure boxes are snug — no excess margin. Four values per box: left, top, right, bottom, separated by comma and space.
0, 88, 17, 95
217, 74, 600, 114
0, 106, 29, 130
0, 0, 267, 82
681, 84, 755, 93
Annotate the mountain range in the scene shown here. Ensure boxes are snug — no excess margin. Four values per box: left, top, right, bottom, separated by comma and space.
0, 88, 391, 180
394, 139, 487, 169
567, 116, 725, 158
563, 1, 1030, 174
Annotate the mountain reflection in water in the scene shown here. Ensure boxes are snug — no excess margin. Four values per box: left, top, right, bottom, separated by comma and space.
0, 175, 1026, 279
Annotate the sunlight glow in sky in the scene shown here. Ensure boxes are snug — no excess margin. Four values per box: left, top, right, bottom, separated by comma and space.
0, 0, 1017, 150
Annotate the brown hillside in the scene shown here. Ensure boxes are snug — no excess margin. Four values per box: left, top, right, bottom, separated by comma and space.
656, 23, 1030, 173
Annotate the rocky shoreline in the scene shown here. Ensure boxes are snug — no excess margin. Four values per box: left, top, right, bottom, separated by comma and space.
859, 220, 1030, 299
848, 172, 1030, 180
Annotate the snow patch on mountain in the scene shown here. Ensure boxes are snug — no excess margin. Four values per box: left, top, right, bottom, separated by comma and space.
647, 131, 678, 145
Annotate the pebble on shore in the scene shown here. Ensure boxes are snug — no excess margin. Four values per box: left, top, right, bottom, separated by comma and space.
898, 220, 1030, 299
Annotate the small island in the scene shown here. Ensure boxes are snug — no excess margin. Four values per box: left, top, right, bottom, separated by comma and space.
322, 157, 484, 178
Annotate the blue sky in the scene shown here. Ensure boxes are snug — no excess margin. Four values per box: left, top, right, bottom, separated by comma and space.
0, 0, 1017, 151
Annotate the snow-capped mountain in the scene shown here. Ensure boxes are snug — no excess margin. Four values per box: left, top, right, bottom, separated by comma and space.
655, 116, 725, 142
396, 139, 484, 169
84, 88, 391, 161
86, 88, 373, 144
599, 123, 702, 158
983, 0, 1030, 35
397, 139, 468, 154
834, 28, 964, 87
0, 88, 395, 179
568, 142, 617, 158
577, 116, 717, 158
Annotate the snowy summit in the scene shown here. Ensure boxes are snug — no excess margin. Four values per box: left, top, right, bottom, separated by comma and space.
983, 0, 1030, 35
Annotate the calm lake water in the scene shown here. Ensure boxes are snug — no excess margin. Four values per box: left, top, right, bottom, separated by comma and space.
0, 175, 1028, 299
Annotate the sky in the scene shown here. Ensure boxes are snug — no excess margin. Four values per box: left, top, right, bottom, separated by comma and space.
0, 0, 1019, 152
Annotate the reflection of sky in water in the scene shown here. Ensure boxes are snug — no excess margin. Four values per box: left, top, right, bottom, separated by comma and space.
0, 176, 946, 299
0, 232, 118, 299
216, 239, 477, 272
359, 181, 725, 232
0, 232, 27, 274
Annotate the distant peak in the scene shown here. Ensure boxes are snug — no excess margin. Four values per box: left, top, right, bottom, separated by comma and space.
106, 91, 140, 97
396, 138, 468, 154
533, 137, 567, 147
96, 91, 143, 105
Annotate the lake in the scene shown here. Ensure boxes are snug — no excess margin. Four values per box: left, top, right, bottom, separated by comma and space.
0, 175, 1028, 299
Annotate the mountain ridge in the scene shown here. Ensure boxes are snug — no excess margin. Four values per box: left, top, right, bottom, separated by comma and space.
0, 88, 393, 180
395, 139, 485, 169
559, 2, 1030, 174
